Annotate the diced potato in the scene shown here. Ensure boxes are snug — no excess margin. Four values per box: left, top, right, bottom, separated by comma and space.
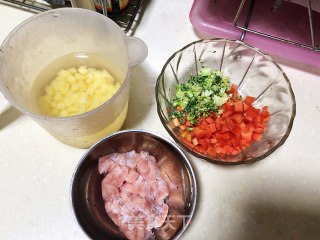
67, 75, 77, 84
71, 84, 79, 92
58, 69, 70, 78
78, 66, 87, 75
60, 110, 69, 117
104, 77, 114, 85
68, 68, 77, 75
57, 102, 65, 110
38, 65, 120, 117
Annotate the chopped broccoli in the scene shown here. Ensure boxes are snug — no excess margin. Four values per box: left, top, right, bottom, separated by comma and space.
171, 68, 231, 125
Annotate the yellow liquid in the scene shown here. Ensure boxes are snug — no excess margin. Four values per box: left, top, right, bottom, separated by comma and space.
52, 101, 128, 148
30, 52, 128, 148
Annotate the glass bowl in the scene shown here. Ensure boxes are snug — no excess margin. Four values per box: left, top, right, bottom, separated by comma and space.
156, 39, 296, 165
71, 130, 197, 240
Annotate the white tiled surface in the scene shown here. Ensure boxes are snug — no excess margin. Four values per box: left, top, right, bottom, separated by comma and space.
1, 1, 320, 239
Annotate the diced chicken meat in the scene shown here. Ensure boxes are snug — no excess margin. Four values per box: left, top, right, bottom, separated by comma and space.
98, 151, 170, 240
158, 156, 185, 211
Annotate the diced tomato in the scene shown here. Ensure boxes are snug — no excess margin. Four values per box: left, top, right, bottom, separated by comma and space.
222, 110, 233, 118
220, 132, 229, 140
223, 101, 235, 112
222, 145, 233, 155
240, 140, 250, 150
195, 145, 207, 154
234, 101, 244, 113
204, 126, 212, 139
198, 139, 210, 148
252, 133, 262, 141
232, 113, 243, 124
234, 146, 242, 153
175, 84, 270, 157
231, 137, 240, 147
200, 120, 208, 130
261, 108, 270, 122
232, 126, 241, 138
255, 122, 267, 130
262, 106, 269, 112
207, 146, 217, 157
225, 118, 235, 130
191, 127, 206, 139
227, 84, 237, 94
209, 123, 217, 133
243, 102, 249, 111
215, 146, 223, 154
244, 107, 256, 122
241, 128, 252, 141
210, 137, 217, 144
253, 115, 262, 123
231, 149, 240, 155
180, 125, 187, 130
254, 127, 265, 134
215, 132, 224, 141
219, 125, 228, 133
244, 96, 255, 105
177, 106, 183, 112
205, 117, 214, 124
246, 123, 255, 133
216, 117, 225, 125
262, 115, 270, 122
185, 120, 191, 127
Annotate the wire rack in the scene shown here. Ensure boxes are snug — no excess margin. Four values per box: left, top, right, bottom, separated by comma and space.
233, 0, 320, 52
0, 0, 144, 34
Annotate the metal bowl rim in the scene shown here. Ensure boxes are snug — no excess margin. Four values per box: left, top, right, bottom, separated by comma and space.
69, 129, 198, 240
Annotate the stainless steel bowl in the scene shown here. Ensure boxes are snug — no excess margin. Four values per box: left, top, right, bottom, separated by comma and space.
70, 130, 197, 240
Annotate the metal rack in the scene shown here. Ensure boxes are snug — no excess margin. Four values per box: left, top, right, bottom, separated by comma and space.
233, 0, 320, 52
0, 0, 144, 34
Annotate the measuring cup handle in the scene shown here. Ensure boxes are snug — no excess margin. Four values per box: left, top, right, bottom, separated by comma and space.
126, 36, 148, 67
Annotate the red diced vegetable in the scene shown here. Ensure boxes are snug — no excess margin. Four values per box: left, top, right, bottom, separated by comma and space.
234, 101, 244, 113
244, 96, 255, 105
227, 84, 237, 94
174, 83, 270, 157
210, 123, 217, 133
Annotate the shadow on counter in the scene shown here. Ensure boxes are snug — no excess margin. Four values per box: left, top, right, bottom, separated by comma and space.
234, 202, 320, 240
0, 106, 22, 130
122, 65, 154, 129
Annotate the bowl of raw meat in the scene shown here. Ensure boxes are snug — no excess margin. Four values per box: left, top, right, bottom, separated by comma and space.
156, 38, 296, 165
70, 130, 197, 240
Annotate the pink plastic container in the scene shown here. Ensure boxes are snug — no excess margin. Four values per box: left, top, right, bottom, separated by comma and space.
189, 0, 320, 67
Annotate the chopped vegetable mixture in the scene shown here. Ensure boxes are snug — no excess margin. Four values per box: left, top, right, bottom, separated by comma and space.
172, 68, 230, 124
171, 68, 270, 157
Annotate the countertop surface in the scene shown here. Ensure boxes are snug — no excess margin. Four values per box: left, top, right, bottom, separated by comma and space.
1, 1, 320, 240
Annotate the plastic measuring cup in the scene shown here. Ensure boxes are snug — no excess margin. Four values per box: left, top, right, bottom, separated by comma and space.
0, 8, 147, 148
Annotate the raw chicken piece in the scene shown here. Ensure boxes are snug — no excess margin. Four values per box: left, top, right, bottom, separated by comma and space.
125, 169, 140, 183
98, 151, 170, 240
101, 179, 119, 201
158, 156, 185, 210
